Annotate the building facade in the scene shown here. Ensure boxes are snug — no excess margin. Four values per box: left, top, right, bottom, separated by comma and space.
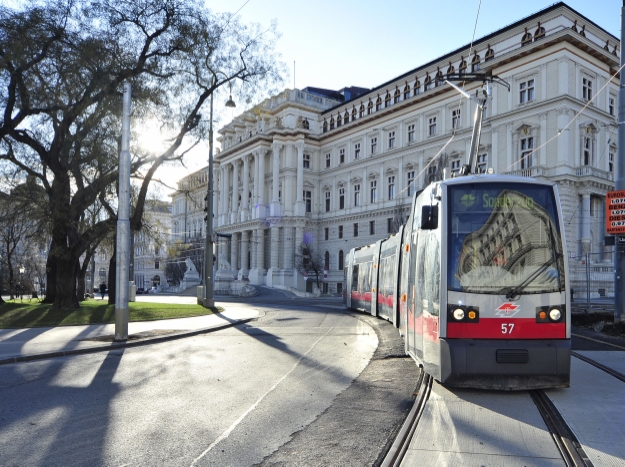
174, 2, 619, 294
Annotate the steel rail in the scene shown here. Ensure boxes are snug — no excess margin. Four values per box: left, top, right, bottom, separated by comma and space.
529, 390, 594, 467
572, 351, 625, 384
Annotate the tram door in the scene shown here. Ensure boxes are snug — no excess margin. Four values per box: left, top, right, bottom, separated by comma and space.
409, 229, 423, 361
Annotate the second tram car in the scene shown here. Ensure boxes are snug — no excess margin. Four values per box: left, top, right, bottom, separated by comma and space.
345, 175, 570, 390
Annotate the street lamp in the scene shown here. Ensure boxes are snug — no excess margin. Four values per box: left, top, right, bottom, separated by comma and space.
18, 266, 24, 301
204, 76, 235, 308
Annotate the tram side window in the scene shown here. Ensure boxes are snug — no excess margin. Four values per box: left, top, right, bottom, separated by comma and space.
415, 232, 427, 318
352, 265, 359, 291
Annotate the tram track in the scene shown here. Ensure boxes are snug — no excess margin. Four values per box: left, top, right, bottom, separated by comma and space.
381, 369, 432, 467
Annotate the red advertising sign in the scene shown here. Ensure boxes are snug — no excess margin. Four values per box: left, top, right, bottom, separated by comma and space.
606, 190, 625, 234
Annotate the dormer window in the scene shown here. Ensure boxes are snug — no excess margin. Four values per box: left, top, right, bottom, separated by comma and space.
521, 27, 532, 46
329, 117, 335, 130
446, 62, 455, 74
404, 83, 411, 100
337, 113, 342, 128
344, 110, 350, 124
413, 79, 421, 96
534, 22, 545, 41
424, 73, 432, 91
394, 88, 400, 104
485, 45, 494, 62
471, 53, 481, 72
376, 96, 382, 111
360, 103, 365, 118
352, 106, 357, 121
435, 68, 444, 87
459, 57, 467, 75
367, 100, 373, 115
385, 92, 391, 107
323, 120, 328, 133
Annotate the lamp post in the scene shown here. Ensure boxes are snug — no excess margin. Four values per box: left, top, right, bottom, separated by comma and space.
18, 266, 24, 301
203, 76, 235, 308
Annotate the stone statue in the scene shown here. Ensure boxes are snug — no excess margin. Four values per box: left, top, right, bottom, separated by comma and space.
185, 257, 196, 273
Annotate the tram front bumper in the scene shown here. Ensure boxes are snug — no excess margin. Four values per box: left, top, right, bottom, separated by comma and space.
439, 338, 571, 390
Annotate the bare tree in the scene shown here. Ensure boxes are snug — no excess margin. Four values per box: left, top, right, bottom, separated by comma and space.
0, 0, 286, 309
294, 238, 326, 291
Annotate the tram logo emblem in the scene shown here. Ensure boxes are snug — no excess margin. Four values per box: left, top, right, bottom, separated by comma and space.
496, 303, 519, 317
460, 193, 476, 207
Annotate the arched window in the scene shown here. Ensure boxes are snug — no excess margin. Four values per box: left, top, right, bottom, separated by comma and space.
352, 106, 357, 120
413, 79, 421, 95
324, 251, 330, 270
367, 100, 373, 115
153, 275, 161, 286
485, 45, 494, 62
323, 120, 328, 133
446, 62, 455, 74
329, 116, 335, 130
534, 22, 545, 41
521, 28, 532, 46
344, 110, 350, 124
360, 103, 365, 118
471, 53, 481, 72
424, 73, 432, 91
338, 250, 344, 271
385, 92, 391, 107
404, 83, 411, 100
337, 113, 342, 128
375, 96, 382, 111
394, 88, 401, 103
459, 56, 467, 75
434, 68, 443, 87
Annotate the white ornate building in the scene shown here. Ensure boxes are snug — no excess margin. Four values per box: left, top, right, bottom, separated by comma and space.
173, 2, 619, 295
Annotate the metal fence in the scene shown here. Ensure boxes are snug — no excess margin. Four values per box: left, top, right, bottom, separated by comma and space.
569, 250, 615, 309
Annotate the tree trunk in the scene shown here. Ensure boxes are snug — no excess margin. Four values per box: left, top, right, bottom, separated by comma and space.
76, 258, 86, 301
43, 252, 57, 303
54, 256, 79, 310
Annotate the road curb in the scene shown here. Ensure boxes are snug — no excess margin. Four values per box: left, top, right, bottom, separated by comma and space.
0, 317, 256, 366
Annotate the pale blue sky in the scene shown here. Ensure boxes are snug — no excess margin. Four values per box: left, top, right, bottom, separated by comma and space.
208, 0, 621, 92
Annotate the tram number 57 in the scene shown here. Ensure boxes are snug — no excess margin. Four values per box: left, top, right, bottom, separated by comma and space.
501, 323, 515, 334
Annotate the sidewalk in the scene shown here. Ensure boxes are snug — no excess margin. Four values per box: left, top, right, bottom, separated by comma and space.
0, 304, 260, 365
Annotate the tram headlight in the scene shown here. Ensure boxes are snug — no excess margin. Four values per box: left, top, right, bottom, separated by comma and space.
452, 308, 465, 321
549, 308, 562, 322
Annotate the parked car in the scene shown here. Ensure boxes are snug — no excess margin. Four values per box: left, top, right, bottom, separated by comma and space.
136, 287, 145, 294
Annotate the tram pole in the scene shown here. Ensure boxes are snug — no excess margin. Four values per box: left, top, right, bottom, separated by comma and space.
616, 0, 625, 323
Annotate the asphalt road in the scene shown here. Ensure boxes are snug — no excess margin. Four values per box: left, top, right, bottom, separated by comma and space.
0, 288, 418, 466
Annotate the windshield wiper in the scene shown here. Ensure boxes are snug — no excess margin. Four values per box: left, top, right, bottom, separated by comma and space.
504, 254, 560, 300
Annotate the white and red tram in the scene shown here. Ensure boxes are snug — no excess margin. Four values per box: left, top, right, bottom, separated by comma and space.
345, 175, 570, 390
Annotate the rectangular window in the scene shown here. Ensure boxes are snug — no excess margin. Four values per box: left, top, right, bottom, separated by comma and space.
408, 124, 415, 142
338, 225, 343, 239
325, 191, 331, 212
326, 153, 331, 168
609, 150, 615, 172
370, 180, 377, 203
354, 184, 360, 206
582, 77, 593, 101
477, 153, 488, 173
353, 223, 359, 237
451, 159, 461, 174
609, 97, 615, 116
428, 117, 437, 136
388, 131, 395, 149
354, 143, 360, 159
583, 136, 591, 165
407, 171, 415, 196
303, 154, 310, 168
304, 190, 312, 212
387, 218, 393, 234
520, 137, 534, 169
324, 227, 329, 241
339, 148, 345, 164
451, 109, 460, 129
369, 220, 375, 235
519, 79, 535, 104
388, 176, 395, 200
155, 261, 160, 269
339, 188, 345, 209
371, 137, 377, 155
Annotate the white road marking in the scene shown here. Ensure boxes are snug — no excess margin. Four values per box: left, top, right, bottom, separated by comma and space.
190, 327, 333, 466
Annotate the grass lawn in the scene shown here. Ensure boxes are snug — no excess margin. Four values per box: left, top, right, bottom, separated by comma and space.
0, 298, 219, 329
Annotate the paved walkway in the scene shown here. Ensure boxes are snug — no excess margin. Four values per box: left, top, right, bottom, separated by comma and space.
0, 299, 260, 364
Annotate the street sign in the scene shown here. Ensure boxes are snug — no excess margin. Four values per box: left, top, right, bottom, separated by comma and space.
606, 190, 625, 234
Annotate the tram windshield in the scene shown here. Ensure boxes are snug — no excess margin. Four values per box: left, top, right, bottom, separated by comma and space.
447, 182, 565, 295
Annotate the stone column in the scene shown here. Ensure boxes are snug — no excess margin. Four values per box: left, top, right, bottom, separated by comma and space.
256, 149, 267, 219
257, 229, 265, 271
294, 142, 305, 216
270, 143, 282, 217
231, 160, 239, 224
283, 226, 293, 270
582, 194, 591, 255
491, 125, 499, 173
239, 230, 250, 279
231, 232, 239, 273
294, 225, 304, 289
219, 166, 227, 226
241, 155, 250, 222
539, 113, 547, 167
248, 227, 266, 285
557, 109, 570, 166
